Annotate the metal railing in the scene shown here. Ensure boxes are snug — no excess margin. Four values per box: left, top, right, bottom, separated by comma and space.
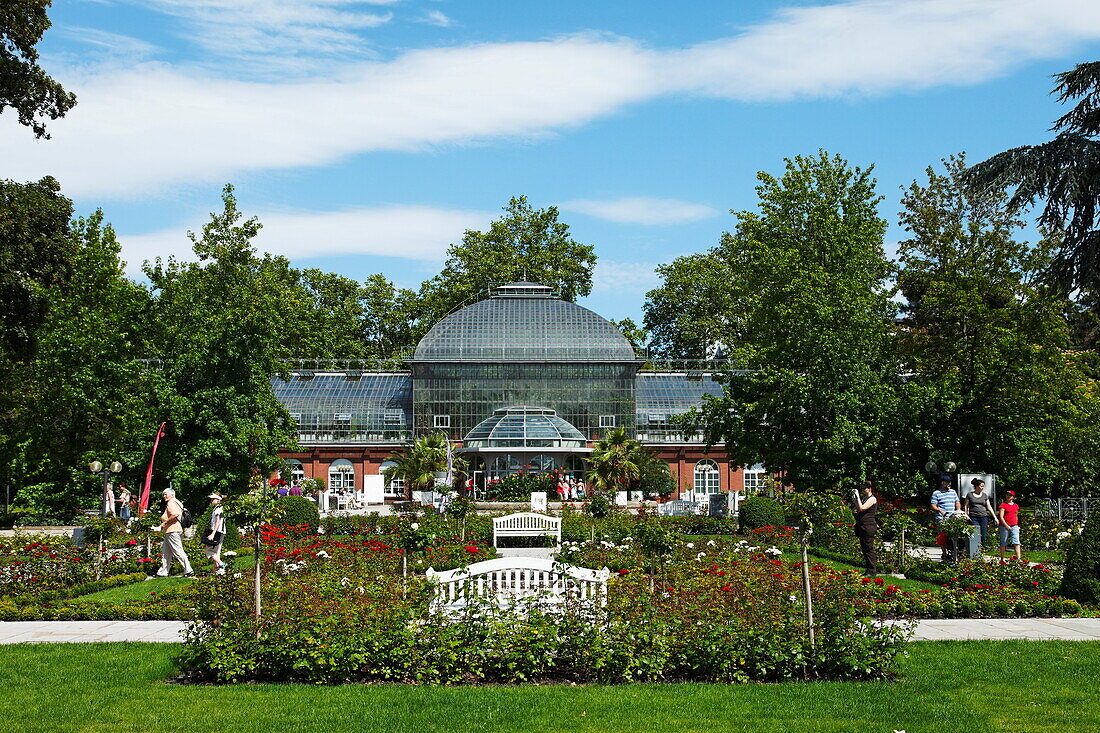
1034, 497, 1099, 521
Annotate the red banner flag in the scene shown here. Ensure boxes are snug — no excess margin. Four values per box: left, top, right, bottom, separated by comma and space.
139, 422, 167, 515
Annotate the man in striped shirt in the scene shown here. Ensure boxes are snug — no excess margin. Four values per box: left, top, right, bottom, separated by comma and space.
930, 475, 961, 561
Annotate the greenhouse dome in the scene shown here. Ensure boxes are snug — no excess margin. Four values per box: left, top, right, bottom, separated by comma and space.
462, 406, 587, 449
412, 282, 636, 362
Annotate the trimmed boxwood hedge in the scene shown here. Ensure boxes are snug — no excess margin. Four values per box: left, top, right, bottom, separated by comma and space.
739, 495, 784, 531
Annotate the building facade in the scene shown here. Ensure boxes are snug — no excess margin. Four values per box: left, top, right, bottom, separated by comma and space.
275, 282, 761, 500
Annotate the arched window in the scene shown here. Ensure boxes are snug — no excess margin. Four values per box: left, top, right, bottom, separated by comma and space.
328, 459, 355, 491
694, 459, 721, 495
564, 454, 586, 479
285, 459, 306, 485
528, 455, 555, 474
378, 460, 403, 497
490, 454, 520, 478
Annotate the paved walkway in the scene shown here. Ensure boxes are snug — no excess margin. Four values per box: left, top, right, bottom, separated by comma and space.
0, 621, 186, 644
2, 618, 1099, 644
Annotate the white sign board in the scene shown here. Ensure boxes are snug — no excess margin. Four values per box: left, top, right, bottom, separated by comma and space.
958, 473, 996, 503
362, 475, 385, 505
531, 491, 547, 511
614, 491, 628, 506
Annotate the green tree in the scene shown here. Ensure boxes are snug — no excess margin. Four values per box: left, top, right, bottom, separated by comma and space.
144, 185, 298, 505
690, 152, 898, 492
608, 317, 648, 355
415, 196, 596, 334
358, 273, 418, 359
0, 177, 74, 364
897, 156, 1098, 495
382, 432, 464, 494
584, 426, 672, 497
3, 210, 154, 519
1, 0, 76, 137
643, 251, 740, 359
967, 61, 1100, 295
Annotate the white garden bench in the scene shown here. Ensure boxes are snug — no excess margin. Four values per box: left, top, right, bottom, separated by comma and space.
425, 557, 610, 613
492, 512, 562, 547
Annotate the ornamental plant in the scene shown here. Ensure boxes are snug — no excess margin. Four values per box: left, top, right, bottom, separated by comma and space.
1060, 510, 1100, 604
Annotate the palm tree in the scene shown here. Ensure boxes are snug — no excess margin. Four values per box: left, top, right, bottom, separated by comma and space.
966, 61, 1100, 295
585, 426, 648, 493
383, 432, 466, 498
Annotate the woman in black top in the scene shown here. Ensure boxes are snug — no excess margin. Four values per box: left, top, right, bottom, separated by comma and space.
852, 481, 879, 576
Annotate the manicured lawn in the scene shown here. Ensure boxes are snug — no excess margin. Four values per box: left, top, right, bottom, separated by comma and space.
77, 576, 193, 602
76, 555, 255, 602
0, 641, 1095, 732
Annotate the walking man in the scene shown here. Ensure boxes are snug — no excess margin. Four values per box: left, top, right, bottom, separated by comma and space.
156, 488, 194, 577
930, 474, 961, 562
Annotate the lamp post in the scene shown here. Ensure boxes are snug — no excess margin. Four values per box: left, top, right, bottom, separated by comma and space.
89, 460, 123, 516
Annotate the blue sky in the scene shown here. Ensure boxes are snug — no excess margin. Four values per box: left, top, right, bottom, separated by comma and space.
6, 0, 1100, 321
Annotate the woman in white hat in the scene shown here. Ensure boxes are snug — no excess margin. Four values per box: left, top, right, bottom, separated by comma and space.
203, 493, 227, 574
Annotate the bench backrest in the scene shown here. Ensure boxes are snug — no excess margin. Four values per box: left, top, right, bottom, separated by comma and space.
426, 557, 609, 612
493, 512, 561, 531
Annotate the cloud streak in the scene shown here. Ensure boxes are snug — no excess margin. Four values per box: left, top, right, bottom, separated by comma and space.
120, 204, 489, 276
560, 197, 719, 225
7, 0, 1100, 198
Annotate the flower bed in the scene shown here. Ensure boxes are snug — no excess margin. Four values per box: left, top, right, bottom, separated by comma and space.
178, 525, 909, 685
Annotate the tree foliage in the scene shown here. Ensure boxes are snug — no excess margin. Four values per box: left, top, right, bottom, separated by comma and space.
0, 0, 76, 138
643, 252, 739, 359
689, 152, 898, 491
383, 432, 464, 493
1, 194, 156, 520
415, 196, 596, 335
966, 61, 1100, 295
143, 185, 298, 505
897, 156, 1099, 496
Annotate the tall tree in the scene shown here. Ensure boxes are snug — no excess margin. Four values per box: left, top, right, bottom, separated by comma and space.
898, 155, 1099, 496
690, 152, 898, 491
6, 212, 155, 519
1, 1, 76, 138
643, 252, 741, 359
416, 196, 596, 335
144, 185, 298, 504
967, 61, 1100, 295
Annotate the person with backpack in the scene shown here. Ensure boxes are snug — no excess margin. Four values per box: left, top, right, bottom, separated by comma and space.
202, 492, 227, 575
156, 487, 194, 577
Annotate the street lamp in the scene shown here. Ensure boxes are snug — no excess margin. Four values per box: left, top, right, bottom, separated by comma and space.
89, 460, 123, 516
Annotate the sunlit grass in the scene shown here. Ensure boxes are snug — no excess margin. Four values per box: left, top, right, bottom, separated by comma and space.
0, 641, 1095, 732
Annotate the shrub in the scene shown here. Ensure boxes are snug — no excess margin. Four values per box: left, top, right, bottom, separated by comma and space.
738, 496, 784, 531
782, 492, 858, 555
277, 496, 320, 532
1059, 510, 1100, 604
484, 473, 556, 501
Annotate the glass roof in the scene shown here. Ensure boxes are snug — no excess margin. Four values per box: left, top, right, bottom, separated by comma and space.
271, 373, 412, 442
463, 406, 588, 449
413, 282, 636, 362
635, 373, 725, 420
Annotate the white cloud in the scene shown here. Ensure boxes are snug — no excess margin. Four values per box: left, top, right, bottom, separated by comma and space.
8, 0, 1100, 198
672, 0, 1100, 99
0, 36, 660, 198
59, 27, 160, 65
119, 204, 489, 276
591, 260, 662, 296
560, 196, 719, 225
127, 0, 395, 65
420, 10, 455, 28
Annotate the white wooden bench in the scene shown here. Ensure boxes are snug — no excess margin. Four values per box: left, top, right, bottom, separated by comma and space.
425, 557, 610, 613
492, 512, 562, 547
